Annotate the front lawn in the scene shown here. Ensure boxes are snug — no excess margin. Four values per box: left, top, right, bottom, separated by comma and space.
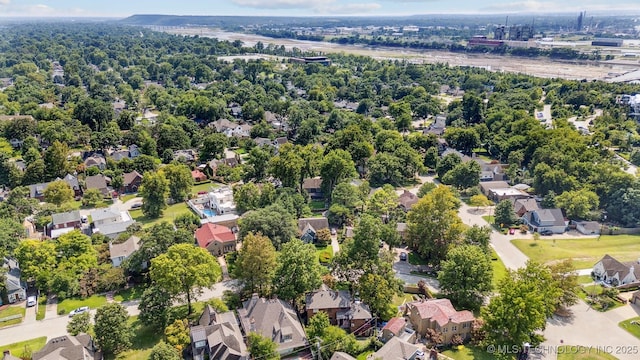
112, 316, 163, 360
310, 200, 327, 211
490, 249, 508, 288
120, 193, 138, 203
57, 295, 108, 315
114, 286, 144, 302
0, 337, 47, 358
443, 345, 501, 360
191, 181, 218, 195
130, 202, 192, 228
511, 235, 640, 269
619, 316, 640, 340
392, 293, 416, 309
0, 305, 25, 328
36, 296, 47, 320
556, 346, 619, 360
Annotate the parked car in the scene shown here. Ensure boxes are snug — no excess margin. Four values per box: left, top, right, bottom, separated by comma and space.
330, 228, 337, 236
130, 202, 142, 209
540, 229, 553, 236
509, 228, 516, 235
69, 306, 89, 317
26, 296, 37, 307
399, 252, 407, 261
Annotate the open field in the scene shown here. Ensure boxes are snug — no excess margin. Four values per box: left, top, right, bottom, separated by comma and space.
57, 294, 108, 315
164, 28, 640, 81
511, 235, 640, 269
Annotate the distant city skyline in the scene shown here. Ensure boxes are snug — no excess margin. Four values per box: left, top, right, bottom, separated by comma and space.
0, 0, 639, 18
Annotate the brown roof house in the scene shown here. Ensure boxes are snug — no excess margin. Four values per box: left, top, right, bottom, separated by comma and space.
381, 317, 414, 343
195, 223, 237, 256
85, 174, 111, 197
305, 285, 373, 336
593, 255, 640, 287
404, 298, 475, 344
398, 190, 419, 211
298, 217, 329, 243
512, 198, 539, 217
192, 169, 208, 183
367, 337, 421, 360
190, 304, 248, 360
32, 334, 102, 360
109, 236, 141, 268
238, 294, 308, 356
122, 171, 143, 193
302, 177, 323, 199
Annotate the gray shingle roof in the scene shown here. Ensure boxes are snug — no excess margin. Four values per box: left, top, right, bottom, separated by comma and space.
298, 217, 329, 233
51, 210, 82, 226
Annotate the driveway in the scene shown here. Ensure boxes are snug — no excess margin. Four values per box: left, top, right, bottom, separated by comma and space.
0, 279, 237, 347
391, 247, 440, 293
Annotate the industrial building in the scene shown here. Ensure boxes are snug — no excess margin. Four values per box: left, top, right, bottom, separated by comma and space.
591, 38, 624, 47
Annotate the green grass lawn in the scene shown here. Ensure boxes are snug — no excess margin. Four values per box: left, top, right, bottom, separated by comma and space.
120, 193, 139, 203
191, 181, 218, 195
491, 249, 508, 288
57, 295, 108, 315
114, 286, 144, 303
578, 275, 594, 285
316, 244, 334, 264
511, 235, 640, 269
111, 316, 163, 360
356, 351, 374, 360
443, 345, 502, 360
310, 200, 326, 210
619, 316, 640, 340
408, 252, 429, 265
0, 306, 25, 328
392, 293, 416, 308
482, 215, 495, 224
0, 337, 47, 358
556, 346, 619, 360
130, 202, 192, 228
36, 296, 47, 320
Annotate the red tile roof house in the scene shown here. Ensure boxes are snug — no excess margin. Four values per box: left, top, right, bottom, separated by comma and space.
381, 317, 409, 342
404, 298, 475, 344
191, 169, 208, 183
195, 223, 237, 256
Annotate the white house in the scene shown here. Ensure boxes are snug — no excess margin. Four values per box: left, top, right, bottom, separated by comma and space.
208, 187, 236, 215
521, 208, 567, 234
109, 236, 140, 267
593, 255, 640, 287
91, 206, 136, 239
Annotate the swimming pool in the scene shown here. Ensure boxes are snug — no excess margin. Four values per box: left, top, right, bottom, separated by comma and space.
203, 209, 216, 217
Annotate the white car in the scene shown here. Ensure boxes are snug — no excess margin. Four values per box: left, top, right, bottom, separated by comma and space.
26, 296, 37, 307
69, 306, 89, 317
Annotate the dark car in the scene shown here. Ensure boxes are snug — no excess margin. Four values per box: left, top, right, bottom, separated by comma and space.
399, 252, 407, 261
130, 202, 143, 209
540, 229, 553, 236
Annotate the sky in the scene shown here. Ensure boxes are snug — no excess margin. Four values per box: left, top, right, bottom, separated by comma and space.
0, 0, 638, 18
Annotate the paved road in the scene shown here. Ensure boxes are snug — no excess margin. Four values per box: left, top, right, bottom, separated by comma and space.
0, 280, 237, 347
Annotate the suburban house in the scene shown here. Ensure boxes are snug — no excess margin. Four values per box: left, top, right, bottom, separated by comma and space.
573, 221, 601, 235
1, 258, 26, 305
398, 190, 419, 211
109, 236, 141, 268
229, 103, 242, 118
205, 157, 240, 177
424, 115, 446, 136
396, 222, 408, 240
522, 208, 567, 234
381, 317, 414, 343
479, 181, 510, 197
593, 255, 640, 287
305, 285, 373, 336
122, 171, 143, 193
190, 304, 248, 360
512, 198, 539, 217
110, 149, 130, 162
404, 298, 475, 344
85, 174, 111, 197
62, 174, 83, 198
84, 154, 107, 170
195, 223, 237, 256
330, 352, 357, 360
28, 182, 48, 201
192, 169, 208, 183
90, 206, 135, 239
367, 337, 421, 360
302, 177, 324, 199
238, 294, 308, 356
49, 210, 83, 238
174, 149, 198, 163
298, 217, 330, 243
32, 334, 102, 360
210, 118, 252, 138
28, 175, 84, 201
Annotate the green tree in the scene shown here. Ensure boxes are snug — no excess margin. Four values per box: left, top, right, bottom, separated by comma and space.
306, 311, 330, 340
444, 127, 480, 155
274, 238, 322, 304
233, 182, 261, 214
357, 272, 399, 320
138, 285, 172, 329
13, 239, 57, 289
150, 244, 221, 314
442, 161, 481, 189
469, 194, 492, 208
268, 143, 303, 189
164, 319, 191, 352
238, 204, 297, 249
43, 140, 70, 180
417, 182, 437, 198
554, 189, 599, 220
67, 312, 90, 335
235, 232, 277, 295
494, 199, 516, 226
549, 259, 579, 310
149, 341, 181, 360
407, 186, 464, 265
438, 245, 493, 310
0, 218, 24, 258
464, 225, 492, 252
247, 332, 280, 360
199, 133, 228, 161
94, 303, 132, 355
161, 163, 193, 201
436, 153, 462, 179
320, 149, 356, 199
366, 185, 400, 219
55, 231, 98, 276
139, 171, 169, 218
173, 212, 201, 232
43, 180, 74, 205
81, 188, 104, 207
348, 214, 383, 265
246, 146, 271, 181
